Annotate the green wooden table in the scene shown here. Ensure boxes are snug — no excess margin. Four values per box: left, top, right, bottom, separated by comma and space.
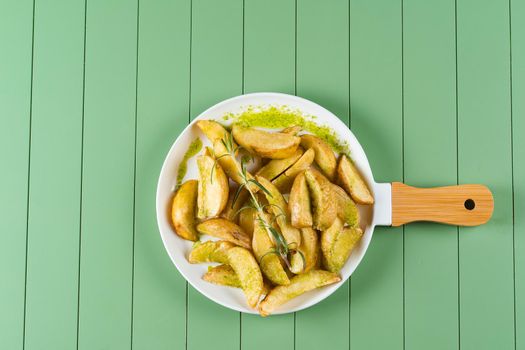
1, 0, 523, 349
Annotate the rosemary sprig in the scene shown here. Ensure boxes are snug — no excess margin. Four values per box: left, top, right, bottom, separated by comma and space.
213, 132, 302, 271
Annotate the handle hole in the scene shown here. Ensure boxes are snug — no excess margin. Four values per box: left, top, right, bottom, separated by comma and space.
464, 199, 475, 210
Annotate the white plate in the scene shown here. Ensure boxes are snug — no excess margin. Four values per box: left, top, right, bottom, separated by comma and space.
156, 92, 391, 315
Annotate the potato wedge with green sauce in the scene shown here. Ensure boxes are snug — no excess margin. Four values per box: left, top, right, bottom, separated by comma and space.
189, 241, 263, 307
252, 213, 290, 286
258, 270, 341, 316
197, 154, 229, 219
188, 240, 235, 264
256, 148, 303, 181
331, 184, 359, 227
203, 264, 271, 295
289, 172, 313, 228
232, 125, 301, 159
196, 120, 229, 143
272, 148, 315, 193
304, 169, 338, 231
321, 218, 363, 272
337, 154, 374, 204
226, 246, 264, 308
300, 134, 337, 180
196, 218, 251, 249
289, 227, 319, 274
171, 180, 199, 241
256, 176, 301, 247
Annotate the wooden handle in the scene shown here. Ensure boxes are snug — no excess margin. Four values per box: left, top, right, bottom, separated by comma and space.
391, 182, 494, 226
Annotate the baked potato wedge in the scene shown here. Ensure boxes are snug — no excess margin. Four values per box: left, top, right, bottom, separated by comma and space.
256, 148, 303, 181
281, 125, 302, 135
171, 180, 199, 241
196, 218, 251, 249
289, 227, 319, 274
258, 270, 341, 316
272, 148, 315, 193
304, 169, 338, 231
331, 184, 359, 227
337, 154, 374, 204
221, 187, 249, 222
300, 134, 337, 180
203, 264, 271, 295
197, 154, 229, 219
256, 176, 301, 247
252, 213, 290, 286
226, 246, 264, 308
232, 125, 301, 159
213, 138, 258, 192
238, 206, 256, 238
322, 219, 363, 272
289, 172, 313, 228
188, 240, 234, 264
196, 120, 229, 143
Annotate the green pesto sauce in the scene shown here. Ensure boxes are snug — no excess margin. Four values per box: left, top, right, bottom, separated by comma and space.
223, 105, 349, 154
176, 137, 203, 190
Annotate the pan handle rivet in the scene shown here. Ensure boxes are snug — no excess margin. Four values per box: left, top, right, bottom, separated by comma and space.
464, 199, 475, 210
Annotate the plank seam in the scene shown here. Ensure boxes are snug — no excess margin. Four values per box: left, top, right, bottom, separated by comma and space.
76, 0, 88, 348
22, 0, 36, 347
454, 0, 461, 348
508, 0, 517, 348
130, 0, 141, 348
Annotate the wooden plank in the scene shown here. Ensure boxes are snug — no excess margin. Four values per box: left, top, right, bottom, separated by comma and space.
23, 0, 85, 349
241, 0, 295, 348
295, 1, 349, 349
77, 0, 137, 348
186, 0, 242, 349
456, 0, 514, 348
349, 0, 404, 349
511, 1, 525, 348
243, 0, 295, 94
402, 0, 458, 348
0, 1, 33, 349
131, 0, 190, 349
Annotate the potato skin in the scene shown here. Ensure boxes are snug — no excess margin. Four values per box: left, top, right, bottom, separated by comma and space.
256, 148, 303, 181
227, 247, 264, 308
290, 227, 319, 274
213, 139, 258, 192
337, 154, 374, 204
256, 176, 301, 247
252, 213, 290, 286
272, 148, 315, 193
289, 172, 313, 228
321, 218, 363, 273
258, 270, 341, 316
300, 134, 337, 180
171, 180, 199, 241
188, 240, 235, 264
195, 120, 229, 143
196, 218, 251, 249
232, 125, 301, 159
304, 169, 338, 231
331, 183, 359, 227
203, 264, 271, 295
